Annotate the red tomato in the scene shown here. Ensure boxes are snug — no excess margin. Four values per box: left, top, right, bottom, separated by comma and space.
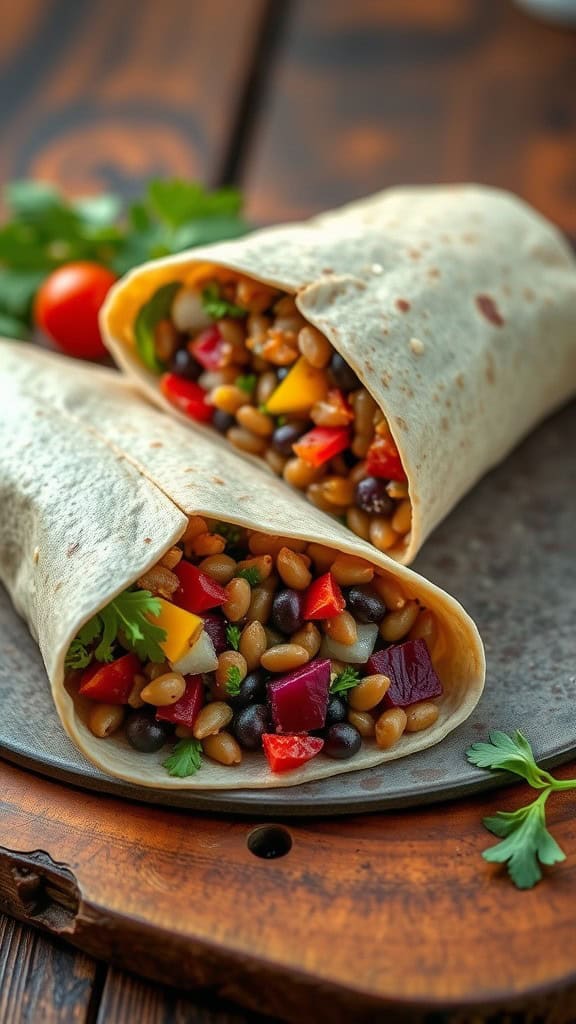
262, 734, 324, 773
160, 373, 214, 422
34, 261, 117, 360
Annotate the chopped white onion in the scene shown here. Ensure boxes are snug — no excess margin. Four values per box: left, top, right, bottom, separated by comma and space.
171, 629, 217, 675
321, 623, 379, 664
171, 287, 213, 332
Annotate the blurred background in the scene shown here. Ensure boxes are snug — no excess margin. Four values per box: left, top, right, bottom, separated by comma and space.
1, 0, 575, 231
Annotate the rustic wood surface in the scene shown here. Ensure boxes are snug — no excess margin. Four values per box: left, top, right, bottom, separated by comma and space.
1, 0, 576, 1021
1, 759, 576, 1023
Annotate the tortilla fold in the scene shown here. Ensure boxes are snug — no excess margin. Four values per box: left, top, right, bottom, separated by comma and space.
0, 341, 484, 789
102, 184, 576, 564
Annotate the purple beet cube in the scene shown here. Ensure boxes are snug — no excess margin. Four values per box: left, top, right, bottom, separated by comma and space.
267, 658, 331, 733
201, 613, 227, 655
366, 639, 443, 708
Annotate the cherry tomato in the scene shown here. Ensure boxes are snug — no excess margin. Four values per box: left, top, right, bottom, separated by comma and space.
34, 261, 117, 360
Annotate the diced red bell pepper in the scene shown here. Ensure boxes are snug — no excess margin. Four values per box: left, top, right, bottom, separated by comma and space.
160, 373, 213, 423
173, 561, 227, 614
78, 653, 140, 704
366, 435, 407, 482
156, 675, 204, 729
302, 572, 345, 620
292, 426, 350, 468
262, 734, 324, 773
189, 326, 226, 370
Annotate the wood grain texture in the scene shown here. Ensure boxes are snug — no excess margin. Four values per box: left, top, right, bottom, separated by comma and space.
0, 0, 266, 198
0, 913, 97, 1023
244, 0, 576, 232
97, 968, 277, 1024
0, 758, 575, 1022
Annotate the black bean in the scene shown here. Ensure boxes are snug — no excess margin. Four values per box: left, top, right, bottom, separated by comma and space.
276, 367, 290, 382
272, 422, 307, 456
233, 704, 270, 750
212, 409, 236, 434
126, 710, 172, 753
323, 723, 362, 760
329, 352, 360, 391
346, 585, 388, 624
355, 477, 395, 516
169, 347, 202, 381
325, 696, 348, 726
271, 588, 305, 634
227, 671, 267, 711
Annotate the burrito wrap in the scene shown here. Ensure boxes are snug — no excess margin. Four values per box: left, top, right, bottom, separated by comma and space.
103, 184, 576, 563
0, 341, 484, 788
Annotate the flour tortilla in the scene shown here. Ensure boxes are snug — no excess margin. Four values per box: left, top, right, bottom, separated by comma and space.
102, 184, 576, 564
0, 340, 484, 789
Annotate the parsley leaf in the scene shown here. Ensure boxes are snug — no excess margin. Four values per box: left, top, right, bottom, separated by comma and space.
225, 665, 242, 696
226, 625, 241, 651
163, 739, 203, 778
466, 730, 576, 889
64, 588, 167, 670
330, 666, 361, 694
234, 566, 261, 587
0, 177, 248, 337
235, 374, 257, 395
201, 283, 246, 320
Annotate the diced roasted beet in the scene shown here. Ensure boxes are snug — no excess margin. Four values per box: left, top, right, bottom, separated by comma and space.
366, 639, 443, 708
201, 613, 228, 655
267, 658, 331, 733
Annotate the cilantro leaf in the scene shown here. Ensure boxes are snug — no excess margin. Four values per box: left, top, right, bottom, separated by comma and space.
163, 739, 203, 778
235, 374, 257, 395
234, 566, 261, 587
201, 283, 246, 320
466, 730, 555, 790
226, 625, 241, 651
225, 665, 242, 696
64, 588, 167, 670
482, 793, 566, 889
330, 666, 361, 694
466, 730, 576, 889
133, 281, 180, 373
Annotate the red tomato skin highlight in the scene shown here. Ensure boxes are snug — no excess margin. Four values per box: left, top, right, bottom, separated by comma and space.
302, 572, 345, 620
160, 373, 213, 422
78, 653, 140, 704
34, 261, 117, 361
262, 734, 324, 772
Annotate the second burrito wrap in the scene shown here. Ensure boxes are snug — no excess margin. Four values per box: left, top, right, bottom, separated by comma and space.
102, 184, 576, 564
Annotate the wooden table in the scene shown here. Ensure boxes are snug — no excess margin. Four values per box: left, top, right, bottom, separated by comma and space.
1, 2, 576, 1020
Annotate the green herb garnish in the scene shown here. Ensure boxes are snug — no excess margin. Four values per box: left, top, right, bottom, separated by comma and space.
201, 283, 246, 320
330, 666, 361, 694
466, 730, 576, 889
235, 566, 261, 587
225, 665, 242, 696
163, 738, 203, 778
0, 178, 247, 339
226, 625, 241, 651
235, 374, 257, 395
64, 588, 167, 670
134, 281, 180, 373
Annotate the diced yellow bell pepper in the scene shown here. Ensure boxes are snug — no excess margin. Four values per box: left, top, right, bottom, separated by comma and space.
146, 599, 203, 663
265, 357, 328, 415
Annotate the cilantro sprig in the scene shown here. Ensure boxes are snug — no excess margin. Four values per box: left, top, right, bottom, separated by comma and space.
235, 374, 257, 395
225, 666, 242, 696
466, 731, 576, 889
330, 666, 360, 694
201, 283, 246, 320
163, 738, 203, 778
226, 625, 241, 651
235, 566, 261, 587
0, 178, 248, 339
64, 588, 167, 671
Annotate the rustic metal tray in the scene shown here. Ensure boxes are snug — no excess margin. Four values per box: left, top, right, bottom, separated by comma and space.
1, 402, 574, 815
